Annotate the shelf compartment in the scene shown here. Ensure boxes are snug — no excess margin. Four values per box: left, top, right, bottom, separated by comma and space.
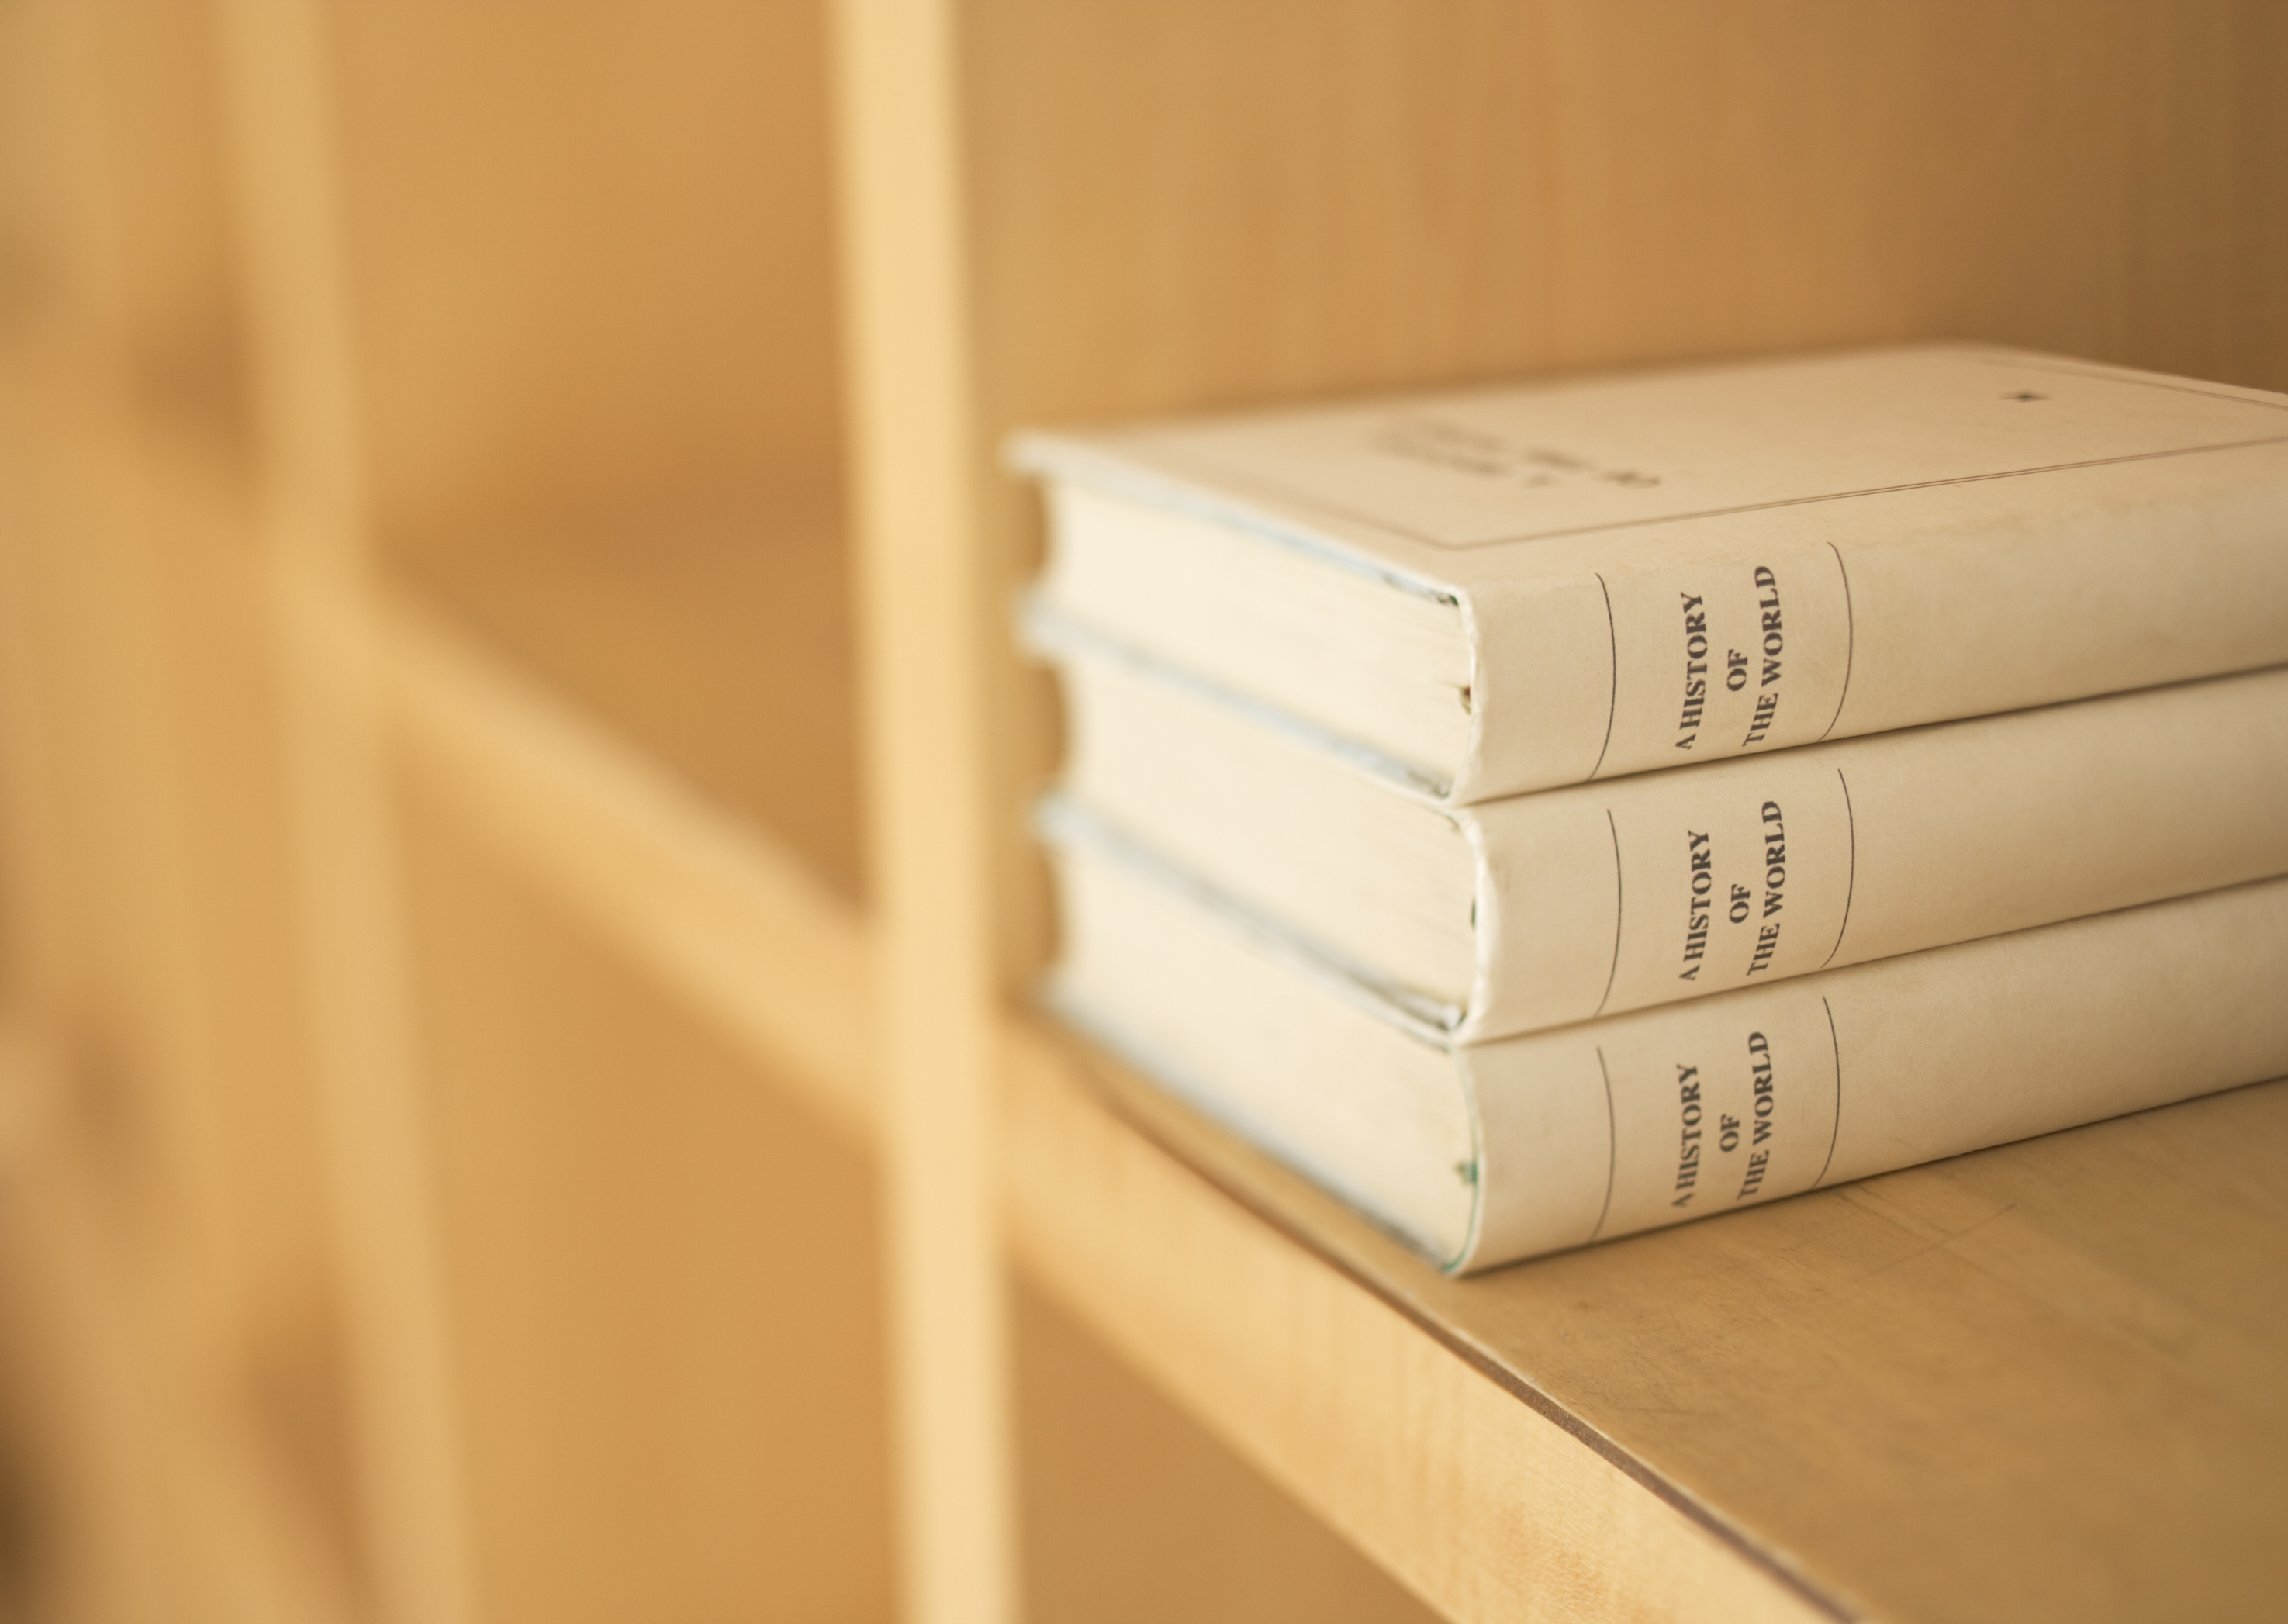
323, 1, 863, 897
380, 593, 869, 1144
395, 784, 895, 1623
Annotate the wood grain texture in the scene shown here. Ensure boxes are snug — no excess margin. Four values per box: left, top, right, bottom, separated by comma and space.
1004, 1022, 1836, 1624
968, 0, 2288, 417
1028, 1018, 2288, 1623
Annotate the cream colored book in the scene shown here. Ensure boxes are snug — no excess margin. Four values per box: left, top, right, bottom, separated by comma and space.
1012, 344, 2288, 803
1042, 637, 2288, 1041
1048, 843, 2288, 1272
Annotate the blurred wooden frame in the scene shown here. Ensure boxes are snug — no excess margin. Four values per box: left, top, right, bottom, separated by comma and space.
2, 2, 2285, 1622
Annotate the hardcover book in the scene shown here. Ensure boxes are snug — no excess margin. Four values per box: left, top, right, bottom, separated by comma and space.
1039, 640, 2288, 1042
1047, 844, 2288, 1271
1014, 344, 2288, 802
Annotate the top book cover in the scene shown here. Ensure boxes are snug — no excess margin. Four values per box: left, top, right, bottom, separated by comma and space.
1014, 344, 2288, 802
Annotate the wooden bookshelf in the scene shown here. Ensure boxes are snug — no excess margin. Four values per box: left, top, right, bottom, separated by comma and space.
1, 2, 2284, 1621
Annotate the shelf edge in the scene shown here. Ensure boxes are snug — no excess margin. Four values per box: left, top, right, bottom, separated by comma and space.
1003, 1019, 1847, 1624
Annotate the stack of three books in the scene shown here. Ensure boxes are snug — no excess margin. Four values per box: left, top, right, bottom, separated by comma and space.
1015, 345, 2288, 1273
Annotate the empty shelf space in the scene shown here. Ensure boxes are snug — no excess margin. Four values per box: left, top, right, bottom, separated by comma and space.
385, 502, 866, 901
378, 589, 871, 1142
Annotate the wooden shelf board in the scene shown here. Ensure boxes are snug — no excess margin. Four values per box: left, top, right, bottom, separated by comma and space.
378, 591, 872, 1147
1013, 1019, 2288, 1624
1004, 1019, 1830, 1624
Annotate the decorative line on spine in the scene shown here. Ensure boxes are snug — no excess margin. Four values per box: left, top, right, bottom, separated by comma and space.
1592, 807, 1625, 1018
1820, 769, 1858, 969
1814, 996, 1844, 1187
1817, 542, 1855, 741
1590, 1045, 1619, 1241
1588, 571, 1619, 778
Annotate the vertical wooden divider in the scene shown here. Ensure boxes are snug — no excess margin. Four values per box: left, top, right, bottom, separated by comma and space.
213, 3, 478, 1620
833, 4, 1018, 1622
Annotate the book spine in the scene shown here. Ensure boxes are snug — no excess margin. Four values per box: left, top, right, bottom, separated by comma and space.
1467, 665, 2288, 1040
1460, 876, 2288, 1271
1457, 449, 2288, 800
